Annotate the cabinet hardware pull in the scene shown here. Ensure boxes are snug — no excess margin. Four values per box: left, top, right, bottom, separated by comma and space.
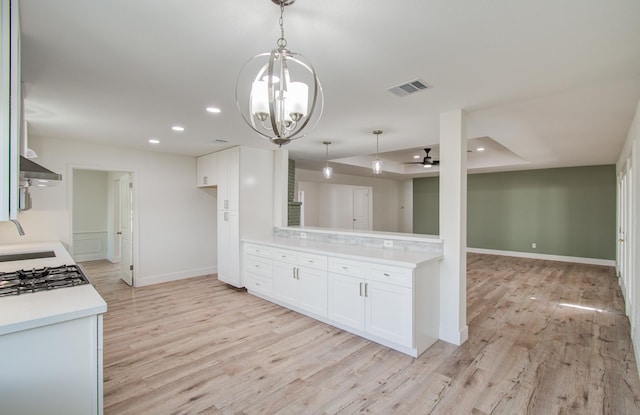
342, 266, 348, 270
292, 268, 296, 279
359, 282, 363, 296
384, 273, 390, 277
365, 283, 368, 297
296, 268, 300, 279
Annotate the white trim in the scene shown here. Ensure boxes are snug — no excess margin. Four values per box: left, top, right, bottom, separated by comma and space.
467, 247, 615, 267
134, 266, 217, 287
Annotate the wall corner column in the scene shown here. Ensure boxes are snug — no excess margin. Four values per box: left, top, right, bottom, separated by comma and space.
439, 109, 469, 345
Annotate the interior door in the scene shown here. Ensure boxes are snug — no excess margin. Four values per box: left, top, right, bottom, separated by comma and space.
352, 187, 371, 230
119, 174, 133, 286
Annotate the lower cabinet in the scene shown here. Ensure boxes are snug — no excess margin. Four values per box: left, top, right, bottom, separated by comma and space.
242, 241, 439, 357
273, 249, 328, 318
217, 210, 240, 287
328, 260, 413, 348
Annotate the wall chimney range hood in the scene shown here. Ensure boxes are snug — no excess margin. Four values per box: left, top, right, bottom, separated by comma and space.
20, 156, 62, 185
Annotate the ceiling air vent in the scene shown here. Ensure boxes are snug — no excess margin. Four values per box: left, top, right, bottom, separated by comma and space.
387, 79, 431, 97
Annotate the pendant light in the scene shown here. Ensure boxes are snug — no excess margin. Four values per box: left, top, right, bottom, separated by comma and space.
236, 0, 324, 147
322, 141, 333, 179
372, 130, 383, 175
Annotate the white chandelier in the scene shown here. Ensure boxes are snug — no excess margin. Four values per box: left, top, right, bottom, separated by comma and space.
236, 0, 323, 146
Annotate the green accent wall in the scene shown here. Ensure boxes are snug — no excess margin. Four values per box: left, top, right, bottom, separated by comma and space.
413, 165, 616, 260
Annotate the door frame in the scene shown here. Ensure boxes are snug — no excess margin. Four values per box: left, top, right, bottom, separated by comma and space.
68, 165, 139, 285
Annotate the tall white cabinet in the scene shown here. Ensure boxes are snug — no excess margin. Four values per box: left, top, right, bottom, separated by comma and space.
197, 146, 274, 288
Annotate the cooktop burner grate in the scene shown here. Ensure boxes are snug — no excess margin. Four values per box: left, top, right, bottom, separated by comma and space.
0, 264, 90, 297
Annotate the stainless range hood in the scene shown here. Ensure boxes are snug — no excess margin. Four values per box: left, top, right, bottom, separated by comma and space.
20, 156, 62, 184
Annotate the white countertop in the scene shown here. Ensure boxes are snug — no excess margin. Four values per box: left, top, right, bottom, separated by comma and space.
0, 241, 107, 336
277, 226, 443, 244
244, 236, 442, 268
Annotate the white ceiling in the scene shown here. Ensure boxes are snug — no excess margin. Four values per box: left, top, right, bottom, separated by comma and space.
19, 0, 640, 179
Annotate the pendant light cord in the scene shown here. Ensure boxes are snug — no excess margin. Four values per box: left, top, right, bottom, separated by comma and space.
277, 1, 287, 49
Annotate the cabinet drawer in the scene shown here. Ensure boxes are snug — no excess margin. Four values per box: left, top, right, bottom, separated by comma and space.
298, 253, 327, 271
245, 256, 272, 277
244, 243, 272, 259
368, 265, 413, 288
245, 272, 273, 296
328, 258, 364, 277
273, 249, 297, 264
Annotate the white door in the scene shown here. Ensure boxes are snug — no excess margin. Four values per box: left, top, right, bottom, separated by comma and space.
298, 266, 328, 317
353, 187, 371, 231
365, 281, 413, 347
328, 273, 365, 331
119, 174, 133, 285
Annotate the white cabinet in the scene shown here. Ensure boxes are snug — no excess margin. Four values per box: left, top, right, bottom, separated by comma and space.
0, 0, 20, 222
217, 210, 240, 286
272, 248, 328, 317
196, 152, 218, 187
206, 146, 273, 288
242, 241, 439, 357
244, 243, 273, 297
328, 258, 413, 348
217, 147, 240, 211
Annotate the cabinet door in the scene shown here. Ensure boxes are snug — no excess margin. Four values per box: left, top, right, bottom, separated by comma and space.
273, 261, 297, 306
365, 280, 413, 347
217, 147, 240, 211
196, 152, 218, 187
328, 273, 365, 331
217, 210, 241, 287
298, 266, 327, 317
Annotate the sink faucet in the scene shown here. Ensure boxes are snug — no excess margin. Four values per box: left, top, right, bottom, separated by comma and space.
10, 219, 25, 236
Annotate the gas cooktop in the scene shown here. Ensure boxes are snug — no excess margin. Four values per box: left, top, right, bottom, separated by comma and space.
0, 264, 90, 297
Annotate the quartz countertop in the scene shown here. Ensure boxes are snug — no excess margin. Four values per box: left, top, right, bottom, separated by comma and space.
276, 226, 442, 244
243, 236, 442, 268
0, 241, 107, 336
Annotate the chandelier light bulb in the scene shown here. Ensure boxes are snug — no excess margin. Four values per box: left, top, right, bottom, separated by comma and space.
322, 140, 333, 179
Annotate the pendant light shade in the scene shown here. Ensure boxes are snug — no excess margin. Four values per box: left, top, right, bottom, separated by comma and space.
236, 0, 323, 147
322, 141, 333, 179
372, 130, 383, 175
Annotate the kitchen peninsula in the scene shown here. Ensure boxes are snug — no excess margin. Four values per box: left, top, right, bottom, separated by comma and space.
243, 227, 442, 357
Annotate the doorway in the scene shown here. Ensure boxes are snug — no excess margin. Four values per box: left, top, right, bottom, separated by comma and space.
618, 156, 635, 338
71, 168, 136, 286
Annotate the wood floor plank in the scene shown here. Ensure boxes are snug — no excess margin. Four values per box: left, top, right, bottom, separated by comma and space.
81, 253, 640, 414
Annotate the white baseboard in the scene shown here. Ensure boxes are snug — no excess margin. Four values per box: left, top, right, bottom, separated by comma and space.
467, 247, 615, 267
439, 325, 469, 346
135, 266, 217, 287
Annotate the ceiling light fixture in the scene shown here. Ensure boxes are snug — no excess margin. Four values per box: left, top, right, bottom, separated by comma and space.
206, 107, 221, 113
372, 130, 383, 175
235, 0, 323, 147
171, 125, 184, 132
148, 138, 160, 144
322, 141, 333, 179
476, 147, 485, 152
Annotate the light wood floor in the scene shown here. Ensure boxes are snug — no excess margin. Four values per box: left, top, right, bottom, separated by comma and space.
81, 254, 640, 414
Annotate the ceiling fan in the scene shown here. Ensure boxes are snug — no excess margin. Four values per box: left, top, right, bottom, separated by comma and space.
405, 148, 440, 167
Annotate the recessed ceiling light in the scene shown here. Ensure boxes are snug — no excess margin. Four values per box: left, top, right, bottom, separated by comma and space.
148, 139, 160, 144
476, 147, 485, 152
206, 107, 221, 113
413, 155, 421, 159
172, 125, 185, 132
423, 164, 433, 169
214, 138, 229, 143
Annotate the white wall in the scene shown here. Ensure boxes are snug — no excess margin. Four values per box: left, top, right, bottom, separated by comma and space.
0, 136, 218, 286
617, 98, 640, 367
72, 169, 109, 261
295, 169, 401, 232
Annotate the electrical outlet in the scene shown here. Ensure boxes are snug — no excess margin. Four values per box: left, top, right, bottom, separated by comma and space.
384, 240, 393, 248
531, 242, 537, 249
300, 232, 307, 239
